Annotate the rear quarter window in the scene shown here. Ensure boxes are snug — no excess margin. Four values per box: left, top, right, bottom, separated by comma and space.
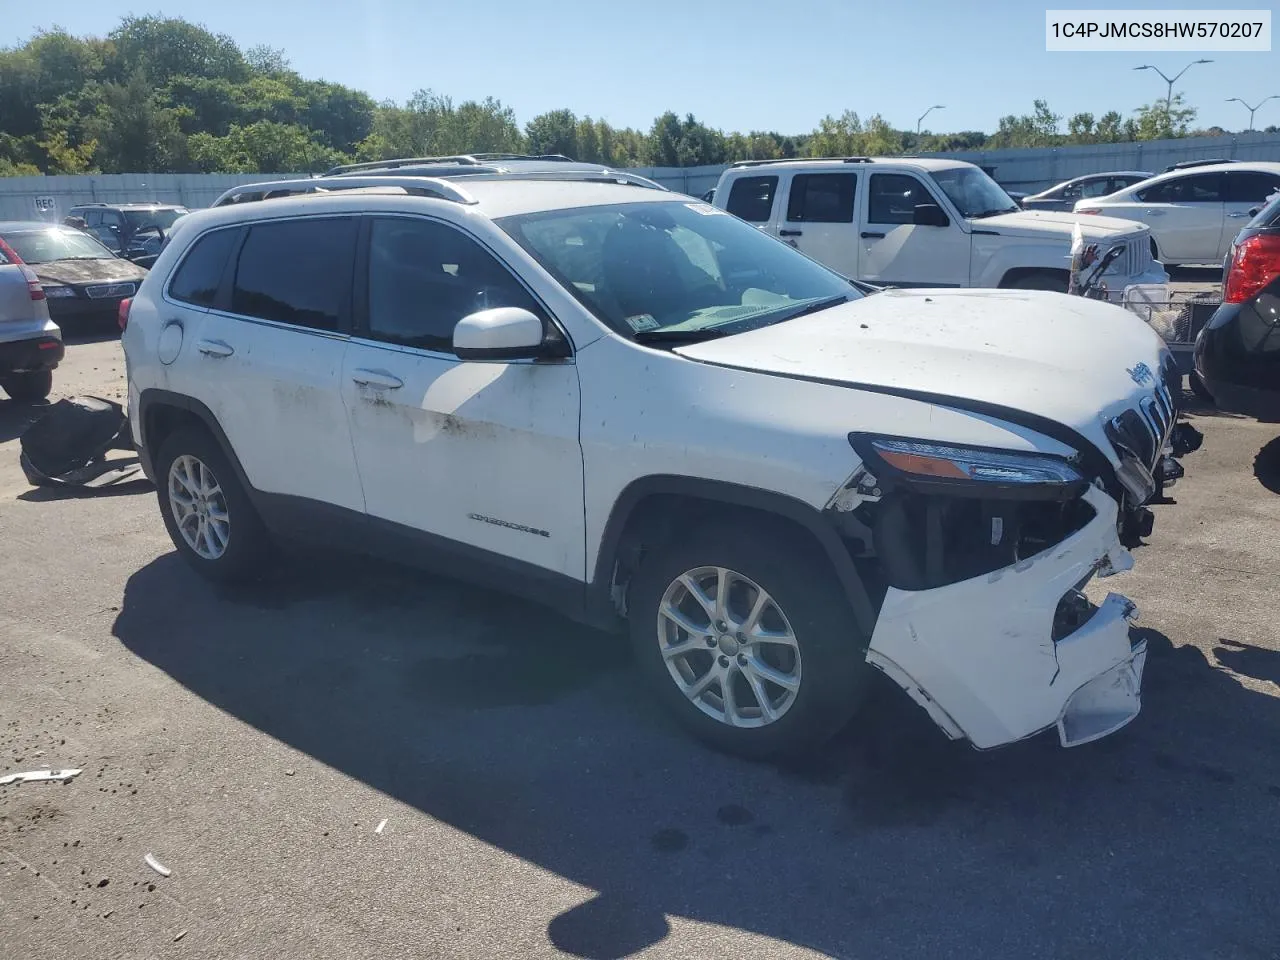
168, 228, 240, 308
725, 176, 778, 223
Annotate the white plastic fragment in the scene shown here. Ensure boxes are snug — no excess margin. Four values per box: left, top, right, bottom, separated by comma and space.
144, 853, 172, 878
0, 768, 82, 786
375, 819, 387, 836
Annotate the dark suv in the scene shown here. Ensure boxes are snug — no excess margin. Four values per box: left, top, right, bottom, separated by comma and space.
66, 203, 189, 268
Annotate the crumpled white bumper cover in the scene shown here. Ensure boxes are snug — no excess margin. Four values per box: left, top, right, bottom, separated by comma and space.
865, 485, 1145, 749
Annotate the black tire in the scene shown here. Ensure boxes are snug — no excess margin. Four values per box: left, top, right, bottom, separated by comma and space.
1, 370, 53, 402
154, 426, 271, 583
1190, 371, 1215, 405
1005, 271, 1069, 292
628, 522, 869, 760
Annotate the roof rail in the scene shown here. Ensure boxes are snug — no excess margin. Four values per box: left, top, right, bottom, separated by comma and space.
69, 202, 109, 207
456, 169, 668, 192
729, 156, 873, 168
320, 154, 575, 177
211, 176, 477, 208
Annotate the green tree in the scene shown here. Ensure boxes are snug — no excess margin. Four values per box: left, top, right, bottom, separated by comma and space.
104, 15, 247, 85
84, 71, 190, 172
1133, 93, 1196, 140
525, 109, 579, 157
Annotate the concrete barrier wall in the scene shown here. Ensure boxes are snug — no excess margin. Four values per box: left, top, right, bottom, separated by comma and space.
2, 131, 1277, 221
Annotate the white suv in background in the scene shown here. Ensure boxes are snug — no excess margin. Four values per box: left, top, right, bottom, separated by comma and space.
712, 157, 1166, 297
122, 159, 1187, 758
1075, 161, 1280, 266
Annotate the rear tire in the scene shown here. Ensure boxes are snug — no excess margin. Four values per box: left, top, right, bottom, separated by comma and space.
1190, 372, 1215, 405
0, 370, 53, 402
154, 426, 272, 583
627, 522, 868, 760
1005, 271, 1068, 293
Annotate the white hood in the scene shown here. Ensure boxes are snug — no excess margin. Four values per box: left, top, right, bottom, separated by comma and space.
674, 288, 1170, 464
976, 209, 1147, 240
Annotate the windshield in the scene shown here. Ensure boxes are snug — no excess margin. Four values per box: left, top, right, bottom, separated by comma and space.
929, 167, 1019, 219
1, 228, 117, 263
124, 208, 188, 232
498, 200, 858, 339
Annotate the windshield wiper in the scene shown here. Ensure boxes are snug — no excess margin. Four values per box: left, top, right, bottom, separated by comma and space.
776, 294, 850, 322
969, 207, 1018, 219
633, 328, 729, 344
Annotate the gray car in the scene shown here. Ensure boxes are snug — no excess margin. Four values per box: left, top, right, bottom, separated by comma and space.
1021, 171, 1153, 212
0, 242, 63, 402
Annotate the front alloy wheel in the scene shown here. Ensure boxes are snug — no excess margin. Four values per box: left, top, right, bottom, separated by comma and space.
658, 565, 801, 728
167, 454, 231, 560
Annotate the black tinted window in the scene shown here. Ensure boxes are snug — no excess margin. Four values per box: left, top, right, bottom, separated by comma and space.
1139, 174, 1223, 203
725, 176, 778, 223
869, 174, 933, 224
1224, 171, 1280, 204
169, 228, 238, 308
231, 218, 357, 331
366, 217, 540, 353
786, 174, 856, 223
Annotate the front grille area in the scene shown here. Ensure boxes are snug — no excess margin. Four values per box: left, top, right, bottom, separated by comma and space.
1106, 380, 1177, 478
84, 281, 137, 300
1104, 236, 1148, 278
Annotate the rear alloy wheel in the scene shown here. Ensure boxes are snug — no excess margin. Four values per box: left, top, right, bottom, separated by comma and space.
629, 524, 868, 759
155, 427, 271, 582
0, 370, 53, 402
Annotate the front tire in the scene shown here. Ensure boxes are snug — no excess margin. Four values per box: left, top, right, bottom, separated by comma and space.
1, 370, 53, 402
154, 427, 271, 583
628, 523, 868, 759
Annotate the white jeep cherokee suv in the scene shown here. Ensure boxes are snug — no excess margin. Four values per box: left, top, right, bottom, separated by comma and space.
713, 157, 1167, 297
122, 157, 1187, 758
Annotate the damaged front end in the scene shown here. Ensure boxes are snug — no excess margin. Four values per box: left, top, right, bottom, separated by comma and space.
828, 434, 1151, 749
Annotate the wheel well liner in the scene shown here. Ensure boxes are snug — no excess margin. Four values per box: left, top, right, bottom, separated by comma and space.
138, 389, 253, 495
590, 476, 878, 635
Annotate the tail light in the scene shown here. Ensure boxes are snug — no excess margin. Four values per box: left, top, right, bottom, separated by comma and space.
19, 265, 45, 301
118, 297, 133, 331
1223, 234, 1280, 304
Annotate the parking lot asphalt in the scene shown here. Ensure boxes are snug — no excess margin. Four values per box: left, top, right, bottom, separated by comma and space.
2, 331, 1279, 960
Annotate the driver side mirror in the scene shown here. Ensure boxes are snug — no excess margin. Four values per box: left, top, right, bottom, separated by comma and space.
912, 203, 950, 227
1249, 207, 1262, 218
453, 307, 568, 362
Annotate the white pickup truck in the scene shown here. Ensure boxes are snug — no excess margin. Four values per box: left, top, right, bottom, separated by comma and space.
712, 157, 1168, 298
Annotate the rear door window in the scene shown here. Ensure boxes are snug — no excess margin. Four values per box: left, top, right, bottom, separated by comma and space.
168, 228, 240, 308
785, 173, 857, 223
230, 218, 358, 332
1224, 171, 1280, 204
725, 176, 778, 223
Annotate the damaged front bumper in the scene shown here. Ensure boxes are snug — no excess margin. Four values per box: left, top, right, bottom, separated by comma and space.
865, 485, 1146, 749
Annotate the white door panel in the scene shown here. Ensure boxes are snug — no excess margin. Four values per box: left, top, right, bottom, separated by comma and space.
859, 172, 969, 286
342, 344, 585, 578
777, 172, 860, 279
175, 314, 364, 510
1141, 203, 1222, 262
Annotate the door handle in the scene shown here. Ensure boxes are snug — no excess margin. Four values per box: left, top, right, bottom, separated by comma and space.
1144, 209, 1165, 216
351, 369, 404, 390
778, 229, 803, 237
196, 339, 234, 358
860, 231, 886, 239
1227, 211, 1250, 218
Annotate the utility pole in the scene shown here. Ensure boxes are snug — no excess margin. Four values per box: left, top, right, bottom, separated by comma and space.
916, 105, 945, 135
1134, 59, 1213, 114
1226, 95, 1280, 132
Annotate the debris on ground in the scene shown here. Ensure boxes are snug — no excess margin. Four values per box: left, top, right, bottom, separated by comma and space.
144, 854, 172, 878
1, 768, 82, 786
174, 930, 187, 943
375, 819, 387, 835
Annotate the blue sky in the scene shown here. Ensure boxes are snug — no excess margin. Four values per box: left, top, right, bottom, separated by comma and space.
4, 0, 1277, 135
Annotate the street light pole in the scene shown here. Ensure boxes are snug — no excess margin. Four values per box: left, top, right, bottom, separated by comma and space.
1226, 96, 1280, 132
1134, 59, 1214, 114
916, 104, 945, 135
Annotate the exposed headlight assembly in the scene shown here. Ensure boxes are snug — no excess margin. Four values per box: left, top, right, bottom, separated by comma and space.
848, 434, 1087, 501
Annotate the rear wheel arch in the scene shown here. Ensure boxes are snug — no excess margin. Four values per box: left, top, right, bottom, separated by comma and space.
590, 476, 878, 636
138, 390, 254, 497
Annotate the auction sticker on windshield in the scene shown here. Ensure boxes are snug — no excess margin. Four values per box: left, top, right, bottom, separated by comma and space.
625, 313, 660, 332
